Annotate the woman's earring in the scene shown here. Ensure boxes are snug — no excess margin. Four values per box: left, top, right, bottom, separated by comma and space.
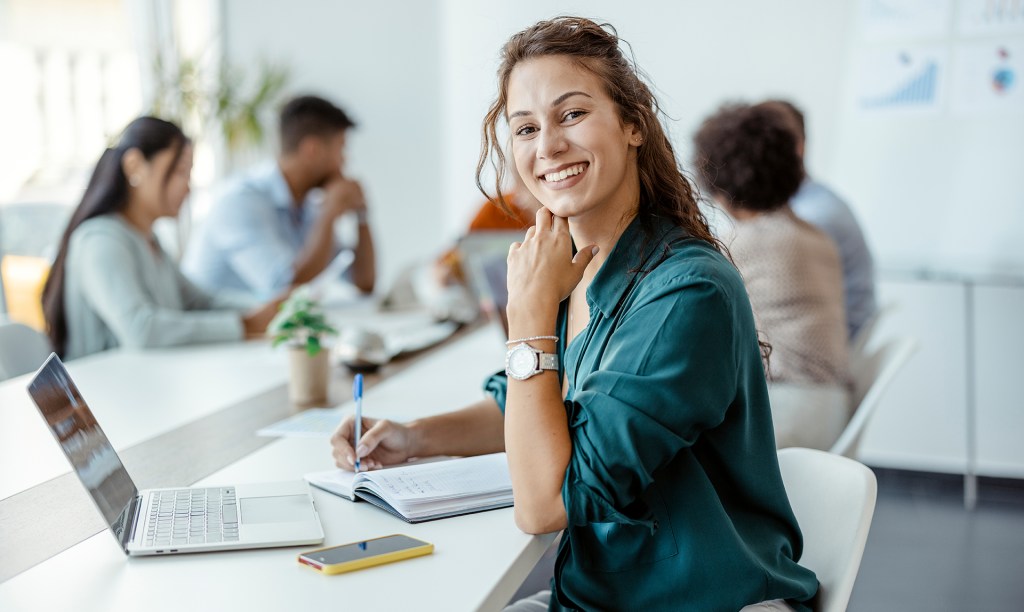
129, 175, 142, 187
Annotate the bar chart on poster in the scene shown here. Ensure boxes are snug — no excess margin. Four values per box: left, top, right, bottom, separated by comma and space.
831, 0, 1024, 276
855, 46, 945, 112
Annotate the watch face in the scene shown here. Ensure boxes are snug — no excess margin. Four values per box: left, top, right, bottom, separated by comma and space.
508, 346, 537, 378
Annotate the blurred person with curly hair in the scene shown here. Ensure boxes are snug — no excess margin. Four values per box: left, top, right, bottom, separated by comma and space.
694, 101, 851, 451
762, 99, 877, 340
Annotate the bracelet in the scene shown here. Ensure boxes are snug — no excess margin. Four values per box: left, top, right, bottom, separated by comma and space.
505, 335, 558, 346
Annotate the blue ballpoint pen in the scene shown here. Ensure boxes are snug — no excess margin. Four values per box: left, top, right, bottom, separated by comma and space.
353, 374, 363, 472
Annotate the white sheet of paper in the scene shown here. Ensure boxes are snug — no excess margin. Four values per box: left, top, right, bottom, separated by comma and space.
257, 407, 345, 437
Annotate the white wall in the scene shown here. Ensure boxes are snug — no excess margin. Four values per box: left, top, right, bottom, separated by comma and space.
831, 5, 1024, 275
439, 0, 859, 237
220, 0, 444, 288
221, 0, 1024, 288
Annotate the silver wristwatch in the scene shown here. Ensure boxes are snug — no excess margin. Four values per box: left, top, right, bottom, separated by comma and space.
505, 343, 559, 381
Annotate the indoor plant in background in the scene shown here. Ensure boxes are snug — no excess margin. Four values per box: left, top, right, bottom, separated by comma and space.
268, 286, 338, 406
147, 47, 289, 257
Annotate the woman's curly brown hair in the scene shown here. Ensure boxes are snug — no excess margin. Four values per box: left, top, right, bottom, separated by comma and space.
477, 16, 721, 252
692, 102, 804, 213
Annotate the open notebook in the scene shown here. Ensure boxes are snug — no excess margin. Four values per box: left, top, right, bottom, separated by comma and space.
304, 453, 513, 523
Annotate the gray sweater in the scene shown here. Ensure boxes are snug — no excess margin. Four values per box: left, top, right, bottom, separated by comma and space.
63, 215, 249, 359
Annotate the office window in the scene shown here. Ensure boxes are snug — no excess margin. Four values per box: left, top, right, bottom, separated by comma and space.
0, 0, 145, 325
0, 0, 142, 206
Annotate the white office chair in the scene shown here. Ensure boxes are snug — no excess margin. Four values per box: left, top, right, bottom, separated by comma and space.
778, 448, 877, 612
0, 321, 52, 382
830, 336, 918, 458
848, 302, 893, 361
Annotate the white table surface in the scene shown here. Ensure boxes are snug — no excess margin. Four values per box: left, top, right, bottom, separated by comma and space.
0, 340, 289, 501
0, 322, 555, 611
0, 306, 491, 501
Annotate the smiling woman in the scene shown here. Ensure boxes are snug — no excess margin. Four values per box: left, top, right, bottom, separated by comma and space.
330, 16, 818, 612
506, 59, 639, 232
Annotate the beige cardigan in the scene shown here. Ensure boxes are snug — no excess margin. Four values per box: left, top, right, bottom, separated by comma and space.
726, 207, 850, 387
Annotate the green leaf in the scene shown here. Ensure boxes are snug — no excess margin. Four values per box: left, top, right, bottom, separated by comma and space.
306, 336, 321, 356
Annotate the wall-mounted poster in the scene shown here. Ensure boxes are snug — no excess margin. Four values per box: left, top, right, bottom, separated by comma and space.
854, 45, 948, 114
950, 40, 1024, 114
957, 0, 1024, 36
861, 0, 953, 41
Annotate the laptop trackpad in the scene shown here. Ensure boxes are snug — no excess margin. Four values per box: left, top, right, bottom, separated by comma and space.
240, 495, 312, 524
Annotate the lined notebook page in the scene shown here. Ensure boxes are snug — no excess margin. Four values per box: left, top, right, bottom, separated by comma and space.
306, 467, 357, 499
360, 453, 511, 502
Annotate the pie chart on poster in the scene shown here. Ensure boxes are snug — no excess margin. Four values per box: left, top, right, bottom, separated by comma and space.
993, 67, 1014, 94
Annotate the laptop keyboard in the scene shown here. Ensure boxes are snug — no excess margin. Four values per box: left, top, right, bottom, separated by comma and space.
144, 487, 239, 547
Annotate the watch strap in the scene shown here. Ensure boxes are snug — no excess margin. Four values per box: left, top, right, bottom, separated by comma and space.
538, 353, 559, 371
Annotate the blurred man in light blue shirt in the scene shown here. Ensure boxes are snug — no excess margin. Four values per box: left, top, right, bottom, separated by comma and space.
766, 100, 878, 340
184, 96, 376, 300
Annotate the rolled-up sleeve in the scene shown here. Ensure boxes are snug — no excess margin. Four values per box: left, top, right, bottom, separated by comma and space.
562, 276, 738, 528
483, 369, 509, 413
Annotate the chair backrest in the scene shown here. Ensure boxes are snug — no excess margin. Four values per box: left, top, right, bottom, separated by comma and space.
848, 302, 893, 360
0, 255, 52, 331
832, 336, 918, 458
0, 321, 53, 381
0, 202, 73, 259
0, 202, 70, 329
778, 448, 877, 612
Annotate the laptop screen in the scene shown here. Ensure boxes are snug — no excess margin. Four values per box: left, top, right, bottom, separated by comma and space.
456, 230, 525, 339
27, 354, 139, 545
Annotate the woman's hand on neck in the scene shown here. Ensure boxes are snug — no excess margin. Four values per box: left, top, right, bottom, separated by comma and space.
567, 205, 637, 279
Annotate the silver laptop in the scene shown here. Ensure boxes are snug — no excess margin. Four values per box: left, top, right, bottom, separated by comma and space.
27, 353, 325, 556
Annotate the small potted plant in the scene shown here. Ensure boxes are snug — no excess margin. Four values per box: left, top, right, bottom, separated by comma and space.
268, 286, 338, 406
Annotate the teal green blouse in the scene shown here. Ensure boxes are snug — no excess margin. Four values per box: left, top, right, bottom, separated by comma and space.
485, 217, 818, 611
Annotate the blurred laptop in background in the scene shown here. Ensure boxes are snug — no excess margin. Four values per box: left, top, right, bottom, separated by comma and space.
456, 230, 525, 340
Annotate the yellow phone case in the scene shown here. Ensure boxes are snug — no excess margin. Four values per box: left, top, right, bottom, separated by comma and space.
298, 535, 434, 575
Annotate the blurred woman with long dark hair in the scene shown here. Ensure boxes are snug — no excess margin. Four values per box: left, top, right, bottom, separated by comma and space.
42, 117, 279, 359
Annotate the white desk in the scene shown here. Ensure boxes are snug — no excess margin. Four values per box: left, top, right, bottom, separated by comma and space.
0, 306, 487, 501
0, 323, 555, 611
859, 269, 1024, 509
0, 340, 289, 500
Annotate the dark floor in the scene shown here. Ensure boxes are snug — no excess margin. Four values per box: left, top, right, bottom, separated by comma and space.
509, 469, 1024, 611
848, 469, 1024, 611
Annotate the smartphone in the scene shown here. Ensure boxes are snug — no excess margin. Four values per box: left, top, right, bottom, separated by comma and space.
297, 534, 434, 575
